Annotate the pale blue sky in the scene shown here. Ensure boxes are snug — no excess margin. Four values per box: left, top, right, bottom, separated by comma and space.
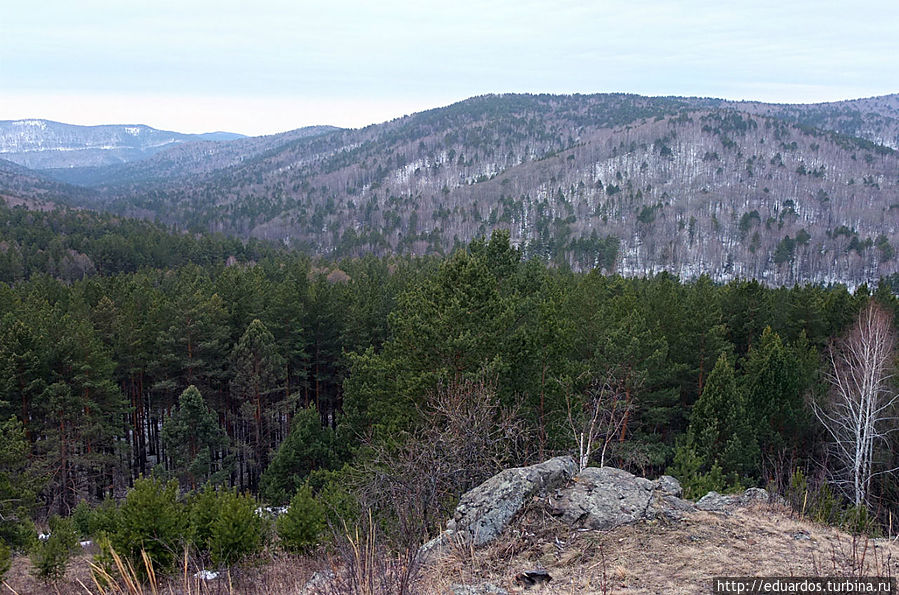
2, 0, 897, 135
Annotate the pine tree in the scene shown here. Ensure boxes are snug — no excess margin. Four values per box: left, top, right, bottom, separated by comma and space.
230, 319, 285, 491
0, 314, 47, 436
40, 311, 126, 512
344, 231, 524, 438
0, 416, 39, 549
741, 327, 812, 458
259, 406, 335, 504
161, 385, 231, 489
689, 354, 760, 479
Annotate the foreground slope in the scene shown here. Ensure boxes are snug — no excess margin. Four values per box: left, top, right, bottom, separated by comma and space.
423, 503, 899, 594
3, 504, 896, 594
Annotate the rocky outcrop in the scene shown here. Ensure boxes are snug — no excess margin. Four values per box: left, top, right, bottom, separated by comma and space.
449, 456, 578, 547
421, 456, 779, 563
547, 467, 694, 529
420, 456, 577, 559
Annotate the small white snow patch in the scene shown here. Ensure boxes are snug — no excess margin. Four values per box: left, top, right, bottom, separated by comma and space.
254, 505, 289, 517
124, 127, 142, 136
194, 570, 219, 580
14, 120, 47, 129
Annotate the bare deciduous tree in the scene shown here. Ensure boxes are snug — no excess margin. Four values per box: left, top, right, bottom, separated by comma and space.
815, 300, 899, 509
566, 374, 629, 471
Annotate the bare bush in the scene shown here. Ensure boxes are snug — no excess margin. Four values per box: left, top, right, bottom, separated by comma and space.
353, 375, 530, 555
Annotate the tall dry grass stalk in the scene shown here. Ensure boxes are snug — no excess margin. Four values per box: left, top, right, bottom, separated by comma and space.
82, 546, 234, 595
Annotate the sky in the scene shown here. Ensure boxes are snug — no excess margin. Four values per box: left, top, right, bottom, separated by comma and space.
1, 0, 897, 136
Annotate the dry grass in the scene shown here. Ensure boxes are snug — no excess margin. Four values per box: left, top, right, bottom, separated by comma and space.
4, 503, 897, 594
1, 548, 323, 595
419, 501, 899, 594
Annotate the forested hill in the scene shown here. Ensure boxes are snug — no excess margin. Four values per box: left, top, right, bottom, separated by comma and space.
0, 200, 275, 282
0, 119, 246, 169
4, 93, 899, 285
1, 227, 897, 549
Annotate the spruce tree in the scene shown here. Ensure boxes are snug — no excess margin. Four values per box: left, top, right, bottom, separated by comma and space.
741, 327, 811, 457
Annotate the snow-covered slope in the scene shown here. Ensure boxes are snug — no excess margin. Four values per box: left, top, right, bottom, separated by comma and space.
0, 119, 244, 169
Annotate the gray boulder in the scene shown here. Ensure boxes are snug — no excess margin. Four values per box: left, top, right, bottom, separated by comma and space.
420, 456, 577, 560
298, 569, 337, 594
450, 455, 578, 546
548, 467, 695, 529
696, 488, 772, 512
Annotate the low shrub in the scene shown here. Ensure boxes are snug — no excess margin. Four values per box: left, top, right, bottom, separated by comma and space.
30, 515, 78, 582
277, 484, 326, 553
0, 542, 10, 581
208, 489, 267, 566
111, 477, 186, 576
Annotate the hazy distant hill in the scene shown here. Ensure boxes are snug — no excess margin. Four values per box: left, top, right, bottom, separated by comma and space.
0, 119, 246, 169
0, 158, 93, 207
707, 94, 899, 149
42, 125, 341, 186
4, 93, 899, 286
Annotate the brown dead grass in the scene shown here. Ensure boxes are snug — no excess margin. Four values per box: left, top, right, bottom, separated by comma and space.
1, 549, 324, 595
4, 504, 896, 594
420, 502, 899, 594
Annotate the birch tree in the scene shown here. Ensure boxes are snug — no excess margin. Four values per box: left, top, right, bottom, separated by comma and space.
566, 375, 628, 471
815, 300, 899, 509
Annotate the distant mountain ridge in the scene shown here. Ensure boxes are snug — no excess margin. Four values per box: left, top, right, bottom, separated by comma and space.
42, 124, 342, 187
4, 93, 899, 287
0, 119, 246, 169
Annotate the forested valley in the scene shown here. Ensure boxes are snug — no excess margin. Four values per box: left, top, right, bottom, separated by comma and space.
1, 201, 898, 587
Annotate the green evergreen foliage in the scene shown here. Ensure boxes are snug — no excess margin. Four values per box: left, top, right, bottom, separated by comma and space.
186, 484, 266, 566
259, 406, 336, 504
0, 202, 272, 283
89, 497, 120, 538
276, 484, 326, 553
208, 489, 266, 567
230, 319, 286, 491
841, 505, 879, 536
667, 436, 742, 499
2, 214, 898, 535
741, 328, 813, 456
307, 468, 360, 529
29, 515, 78, 583
0, 416, 39, 549
112, 477, 186, 576
161, 385, 232, 489
186, 484, 219, 558
687, 354, 760, 480
0, 542, 9, 580
787, 469, 842, 526
71, 500, 93, 539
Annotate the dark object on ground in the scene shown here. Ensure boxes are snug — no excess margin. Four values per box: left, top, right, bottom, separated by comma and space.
515, 569, 552, 587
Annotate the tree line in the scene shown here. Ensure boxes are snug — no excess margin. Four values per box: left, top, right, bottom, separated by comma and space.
1, 219, 898, 569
